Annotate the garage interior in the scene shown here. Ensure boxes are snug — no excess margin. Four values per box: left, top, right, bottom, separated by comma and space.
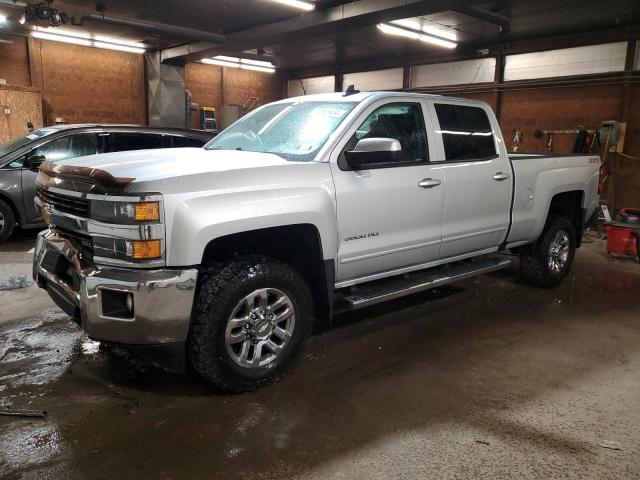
1, 0, 640, 478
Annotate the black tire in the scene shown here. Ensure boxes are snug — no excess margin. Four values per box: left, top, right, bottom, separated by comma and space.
0, 199, 16, 244
520, 216, 576, 288
188, 256, 314, 393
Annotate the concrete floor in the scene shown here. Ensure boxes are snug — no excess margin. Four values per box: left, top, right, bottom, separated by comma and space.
1, 230, 640, 480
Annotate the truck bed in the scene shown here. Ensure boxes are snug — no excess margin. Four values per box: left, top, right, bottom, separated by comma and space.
507, 152, 601, 249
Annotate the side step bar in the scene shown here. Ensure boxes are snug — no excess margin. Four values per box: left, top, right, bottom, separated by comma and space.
336, 256, 512, 311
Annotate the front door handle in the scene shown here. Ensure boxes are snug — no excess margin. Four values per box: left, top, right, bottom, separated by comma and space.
418, 178, 441, 189
493, 172, 510, 181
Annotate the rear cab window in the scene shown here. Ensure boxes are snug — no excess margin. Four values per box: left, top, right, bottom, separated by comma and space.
434, 103, 497, 161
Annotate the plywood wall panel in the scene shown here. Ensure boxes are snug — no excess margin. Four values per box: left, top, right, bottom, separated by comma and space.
31, 39, 146, 125
0, 37, 31, 86
0, 87, 43, 144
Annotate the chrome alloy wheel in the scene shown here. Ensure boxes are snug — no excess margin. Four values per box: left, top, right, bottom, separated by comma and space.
0, 211, 4, 231
225, 288, 296, 368
548, 230, 570, 273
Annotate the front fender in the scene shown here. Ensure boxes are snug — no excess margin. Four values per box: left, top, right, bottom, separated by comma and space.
165, 183, 337, 266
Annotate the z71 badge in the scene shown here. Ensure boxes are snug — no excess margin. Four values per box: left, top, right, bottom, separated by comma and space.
344, 232, 379, 241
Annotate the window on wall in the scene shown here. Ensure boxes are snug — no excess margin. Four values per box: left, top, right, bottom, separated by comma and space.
354, 102, 428, 164
434, 104, 496, 161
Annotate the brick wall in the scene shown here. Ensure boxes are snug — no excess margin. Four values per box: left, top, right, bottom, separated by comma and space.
185, 63, 285, 128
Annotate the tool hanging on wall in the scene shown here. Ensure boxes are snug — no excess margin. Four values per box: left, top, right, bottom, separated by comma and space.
511, 128, 523, 152
546, 132, 553, 152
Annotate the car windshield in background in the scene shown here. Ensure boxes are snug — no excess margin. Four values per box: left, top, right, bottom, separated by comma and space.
0, 128, 57, 158
205, 101, 357, 161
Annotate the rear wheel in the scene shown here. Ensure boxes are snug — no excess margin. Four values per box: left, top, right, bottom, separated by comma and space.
188, 256, 314, 392
520, 216, 576, 288
0, 199, 16, 244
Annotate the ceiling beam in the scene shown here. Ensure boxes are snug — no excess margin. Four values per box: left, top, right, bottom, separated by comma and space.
162, 0, 481, 64
285, 24, 640, 79
451, 6, 510, 32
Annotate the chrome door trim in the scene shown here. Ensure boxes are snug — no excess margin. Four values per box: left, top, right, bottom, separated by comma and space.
340, 239, 442, 264
441, 226, 506, 244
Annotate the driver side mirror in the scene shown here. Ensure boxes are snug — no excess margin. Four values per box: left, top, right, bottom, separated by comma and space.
343, 138, 401, 170
24, 155, 46, 172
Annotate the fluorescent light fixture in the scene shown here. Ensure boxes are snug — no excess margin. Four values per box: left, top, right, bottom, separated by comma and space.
240, 58, 275, 68
31, 29, 146, 54
377, 22, 457, 49
240, 64, 276, 73
0, 14, 7, 23
202, 58, 239, 68
201, 55, 276, 73
32, 31, 91, 47
215, 55, 241, 63
391, 18, 457, 42
269, 0, 314, 11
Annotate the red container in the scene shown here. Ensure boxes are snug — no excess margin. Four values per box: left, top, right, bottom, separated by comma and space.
607, 208, 640, 259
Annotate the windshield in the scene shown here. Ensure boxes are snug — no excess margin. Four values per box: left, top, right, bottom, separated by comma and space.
0, 128, 57, 158
205, 101, 357, 161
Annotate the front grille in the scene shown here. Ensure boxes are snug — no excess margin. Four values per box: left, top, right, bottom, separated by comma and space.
37, 187, 89, 217
57, 227, 95, 268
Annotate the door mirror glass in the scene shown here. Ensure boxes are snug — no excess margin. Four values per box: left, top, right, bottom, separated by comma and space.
24, 155, 46, 171
344, 138, 402, 170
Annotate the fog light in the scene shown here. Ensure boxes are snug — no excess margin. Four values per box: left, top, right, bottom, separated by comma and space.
101, 290, 134, 319
132, 240, 161, 260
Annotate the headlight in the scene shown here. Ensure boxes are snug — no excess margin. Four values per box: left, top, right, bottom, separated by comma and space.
88, 196, 165, 266
90, 200, 161, 224
93, 238, 164, 263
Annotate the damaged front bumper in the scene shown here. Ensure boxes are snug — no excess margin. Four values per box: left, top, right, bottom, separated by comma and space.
33, 229, 198, 371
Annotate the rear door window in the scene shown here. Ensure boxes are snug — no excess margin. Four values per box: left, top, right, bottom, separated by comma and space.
434, 104, 497, 161
105, 133, 163, 153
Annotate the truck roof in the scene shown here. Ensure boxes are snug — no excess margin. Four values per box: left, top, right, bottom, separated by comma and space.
280, 91, 488, 106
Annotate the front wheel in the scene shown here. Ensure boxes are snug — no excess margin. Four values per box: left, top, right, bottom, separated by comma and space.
0, 199, 16, 244
188, 256, 314, 392
519, 216, 576, 288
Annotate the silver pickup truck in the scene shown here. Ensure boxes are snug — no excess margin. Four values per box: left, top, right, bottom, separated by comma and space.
33, 92, 600, 392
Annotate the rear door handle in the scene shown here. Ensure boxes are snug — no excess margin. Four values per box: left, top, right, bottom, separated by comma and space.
418, 178, 441, 188
493, 172, 510, 181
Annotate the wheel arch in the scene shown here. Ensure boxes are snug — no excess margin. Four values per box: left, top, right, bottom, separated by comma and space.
546, 190, 585, 247
201, 224, 335, 321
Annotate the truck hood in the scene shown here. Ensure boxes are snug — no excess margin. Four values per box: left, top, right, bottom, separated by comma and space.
54, 148, 297, 183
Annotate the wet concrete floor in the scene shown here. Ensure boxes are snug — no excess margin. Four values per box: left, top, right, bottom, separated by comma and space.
1, 230, 640, 479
